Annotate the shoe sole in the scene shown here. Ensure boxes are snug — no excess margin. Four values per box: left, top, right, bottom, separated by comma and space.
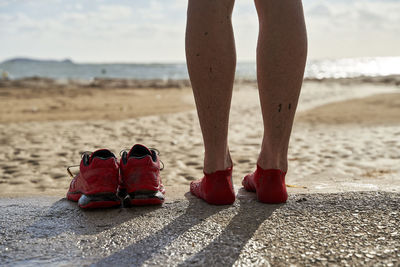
68, 192, 121, 209
123, 190, 165, 207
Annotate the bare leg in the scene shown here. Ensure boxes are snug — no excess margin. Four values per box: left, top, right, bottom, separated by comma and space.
186, 0, 236, 174
255, 0, 307, 172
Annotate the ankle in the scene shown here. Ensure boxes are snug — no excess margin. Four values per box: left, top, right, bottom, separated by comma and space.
257, 154, 288, 172
203, 150, 232, 174
257, 141, 289, 172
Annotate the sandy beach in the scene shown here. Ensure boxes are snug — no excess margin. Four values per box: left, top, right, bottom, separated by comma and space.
0, 78, 399, 198
1, 78, 400, 266
2, 1, 400, 264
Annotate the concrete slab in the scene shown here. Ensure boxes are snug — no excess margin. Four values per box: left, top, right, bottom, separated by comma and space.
0, 191, 399, 266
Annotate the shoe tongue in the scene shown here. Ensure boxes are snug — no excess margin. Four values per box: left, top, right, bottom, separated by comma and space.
128, 144, 152, 159
90, 149, 116, 161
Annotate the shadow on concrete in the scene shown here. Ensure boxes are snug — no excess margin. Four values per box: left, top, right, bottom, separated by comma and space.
94, 193, 230, 266
4, 192, 399, 266
94, 189, 282, 266
25, 198, 161, 238
178, 188, 282, 266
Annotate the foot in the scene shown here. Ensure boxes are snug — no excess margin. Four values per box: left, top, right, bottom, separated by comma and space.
190, 167, 235, 205
242, 165, 287, 204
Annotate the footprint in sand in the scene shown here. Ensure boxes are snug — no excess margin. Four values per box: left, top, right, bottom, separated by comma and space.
237, 159, 251, 164
182, 175, 196, 181
2, 165, 20, 175
26, 159, 40, 166
50, 172, 65, 179
57, 152, 68, 157
9, 179, 24, 185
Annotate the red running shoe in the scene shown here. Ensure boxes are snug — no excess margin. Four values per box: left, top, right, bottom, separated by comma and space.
242, 165, 288, 204
67, 149, 121, 209
119, 144, 165, 206
190, 167, 235, 205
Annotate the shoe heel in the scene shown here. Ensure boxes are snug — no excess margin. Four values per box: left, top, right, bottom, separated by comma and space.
206, 177, 235, 205
78, 193, 121, 209
124, 190, 165, 207
256, 170, 288, 204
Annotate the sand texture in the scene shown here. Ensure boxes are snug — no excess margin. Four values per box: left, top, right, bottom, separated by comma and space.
0, 81, 399, 198
0, 86, 194, 123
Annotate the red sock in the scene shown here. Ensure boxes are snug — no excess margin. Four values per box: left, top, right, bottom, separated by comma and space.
242, 165, 288, 203
190, 167, 235, 205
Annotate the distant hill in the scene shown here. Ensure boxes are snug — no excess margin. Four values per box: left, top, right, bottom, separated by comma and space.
1, 58, 74, 64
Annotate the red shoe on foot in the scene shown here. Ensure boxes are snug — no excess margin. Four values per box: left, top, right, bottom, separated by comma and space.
119, 144, 165, 206
67, 149, 121, 209
190, 167, 235, 205
242, 165, 288, 204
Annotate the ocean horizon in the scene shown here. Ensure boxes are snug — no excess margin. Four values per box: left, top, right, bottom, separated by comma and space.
1, 56, 400, 81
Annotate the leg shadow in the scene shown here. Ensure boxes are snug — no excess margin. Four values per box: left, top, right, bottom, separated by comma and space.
179, 188, 282, 266
94, 193, 230, 266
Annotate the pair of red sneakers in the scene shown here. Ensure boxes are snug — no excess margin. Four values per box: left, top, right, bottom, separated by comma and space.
67, 144, 165, 209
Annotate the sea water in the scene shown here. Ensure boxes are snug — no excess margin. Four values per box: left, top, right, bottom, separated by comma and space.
0, 57, 399, 81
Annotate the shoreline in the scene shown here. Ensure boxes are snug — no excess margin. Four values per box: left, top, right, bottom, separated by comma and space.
1, 77, 399, 124
1, 74, 400, 90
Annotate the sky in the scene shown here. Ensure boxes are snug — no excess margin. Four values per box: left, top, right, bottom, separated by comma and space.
0, 0, 399, 63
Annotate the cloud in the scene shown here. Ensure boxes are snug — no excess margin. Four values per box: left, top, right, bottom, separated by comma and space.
307, 4, 332, 17
0, 0, 399, 62
304, 1, 400, 32
97, 4, 133, 20
303, 0, 400, 58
